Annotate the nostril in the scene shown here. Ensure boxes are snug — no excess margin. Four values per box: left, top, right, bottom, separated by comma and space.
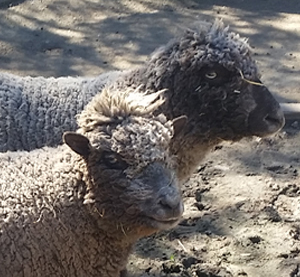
159, 196, 183, 217
264, 109, 285, 126
159, 197, 178, 210
265, 114, 280, 124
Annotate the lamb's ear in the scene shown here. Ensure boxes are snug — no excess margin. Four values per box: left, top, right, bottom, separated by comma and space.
172, 115, 187, 138
63, 132, 92, 157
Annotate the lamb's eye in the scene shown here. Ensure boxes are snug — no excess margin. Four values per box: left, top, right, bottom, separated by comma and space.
205, 71, 217, 79
104, 153, 118, 164
102, 151, 128, 170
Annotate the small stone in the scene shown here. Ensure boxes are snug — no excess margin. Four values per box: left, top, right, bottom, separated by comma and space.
248, 235, 262, 244
182, 257, 200, 269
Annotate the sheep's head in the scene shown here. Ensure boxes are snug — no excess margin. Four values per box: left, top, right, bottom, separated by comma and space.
141, 19, 285, 143
64, 87, 185, 239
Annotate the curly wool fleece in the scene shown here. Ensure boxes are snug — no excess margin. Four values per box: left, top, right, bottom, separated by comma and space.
0, 70, 122, 151
0, 88, 180, 277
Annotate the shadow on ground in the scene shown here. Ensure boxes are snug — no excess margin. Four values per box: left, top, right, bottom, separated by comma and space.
0, 0, 300, 99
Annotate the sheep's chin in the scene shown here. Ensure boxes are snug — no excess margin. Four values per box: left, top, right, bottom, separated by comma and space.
146, 217, 181, 230
251, 118, 285, 138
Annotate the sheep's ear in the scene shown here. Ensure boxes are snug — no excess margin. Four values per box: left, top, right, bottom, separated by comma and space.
172, 115, 187, 138
63, 132, 92, 157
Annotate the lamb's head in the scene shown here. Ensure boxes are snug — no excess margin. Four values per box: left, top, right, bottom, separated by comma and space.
64, 87, 184, 239
142, 19, 285, 143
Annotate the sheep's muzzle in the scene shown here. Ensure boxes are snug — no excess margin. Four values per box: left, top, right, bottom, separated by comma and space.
246, 81, 285, 137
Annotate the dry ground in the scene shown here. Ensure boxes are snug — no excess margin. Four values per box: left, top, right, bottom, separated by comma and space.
1, 1, 300, 276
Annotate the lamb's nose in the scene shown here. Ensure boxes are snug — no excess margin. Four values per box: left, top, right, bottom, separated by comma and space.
159, 194, 183, 218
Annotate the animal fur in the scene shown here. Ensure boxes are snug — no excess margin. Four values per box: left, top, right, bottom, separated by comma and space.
0, 87, 183, 277
0, 70, 122, 151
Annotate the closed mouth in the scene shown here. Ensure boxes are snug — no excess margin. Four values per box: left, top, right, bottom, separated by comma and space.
147, 216, 181, 230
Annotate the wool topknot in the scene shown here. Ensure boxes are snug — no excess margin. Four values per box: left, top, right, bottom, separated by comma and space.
151, 19, 257, 79
77, 85, 167, 132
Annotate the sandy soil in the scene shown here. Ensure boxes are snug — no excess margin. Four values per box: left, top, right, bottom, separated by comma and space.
128, 126, 300, 277
1, 1, 300, 276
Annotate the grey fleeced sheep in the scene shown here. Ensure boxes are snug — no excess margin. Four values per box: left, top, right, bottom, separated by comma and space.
0, 20, 285, 181
0, 87, 184, 277
0, 70, 122, 151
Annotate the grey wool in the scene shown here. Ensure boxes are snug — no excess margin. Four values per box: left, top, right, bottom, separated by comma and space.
0, 87, 183, 277
0, 70, 122, 151
0, 19, 284, 181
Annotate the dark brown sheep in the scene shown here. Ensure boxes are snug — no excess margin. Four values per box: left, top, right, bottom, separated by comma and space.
0, 20, 284, 182
108, 20, 285, 180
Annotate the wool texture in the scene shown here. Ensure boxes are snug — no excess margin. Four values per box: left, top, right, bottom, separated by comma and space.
0, 70, 122, 151
0, 88, 182, 277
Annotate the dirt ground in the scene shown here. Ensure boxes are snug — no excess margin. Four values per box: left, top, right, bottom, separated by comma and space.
1, 1, 300, 276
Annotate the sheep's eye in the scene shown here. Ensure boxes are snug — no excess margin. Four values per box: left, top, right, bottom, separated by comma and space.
102, 151, 128, 170
199, 64, 234, 87
104, 153, 118, 164
205, 71, 217, 79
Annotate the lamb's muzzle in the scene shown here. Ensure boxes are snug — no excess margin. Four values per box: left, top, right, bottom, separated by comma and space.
135, 162, 183, 230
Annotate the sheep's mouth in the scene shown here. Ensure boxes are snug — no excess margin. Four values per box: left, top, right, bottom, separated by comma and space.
147, 216, 181, 230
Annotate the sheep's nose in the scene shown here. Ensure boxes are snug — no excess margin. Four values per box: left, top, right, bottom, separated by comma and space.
264, 107, 285, 127
248, 83, 286, 136
159, 194, 183, 219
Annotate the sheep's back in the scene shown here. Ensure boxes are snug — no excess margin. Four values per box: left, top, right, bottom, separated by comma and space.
0, 146, 78, 217
0, 70, 122, 152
